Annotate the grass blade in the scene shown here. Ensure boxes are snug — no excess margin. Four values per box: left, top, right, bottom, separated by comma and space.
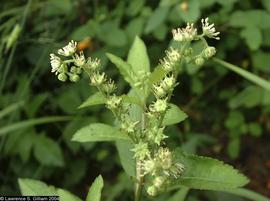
0, 116, 72, 137
213, 58, 270, 92
0, 101, 24, 119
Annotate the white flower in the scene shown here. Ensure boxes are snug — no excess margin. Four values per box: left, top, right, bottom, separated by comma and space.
58, 40, 77, 56
50, 54, 61, 74
150, 99, 168, 113
106, 95, 122, 110
85, 57, 101, 71
153, 84, 166, 98
201, 18, 220, 40
90, 72, 106, 86
160, 75, 176, 91
172, 23, 197, 42
160, 48, 181, 71
74, 51, 86, 66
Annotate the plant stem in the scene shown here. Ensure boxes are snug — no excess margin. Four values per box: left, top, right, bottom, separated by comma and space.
135, 161, 144, 201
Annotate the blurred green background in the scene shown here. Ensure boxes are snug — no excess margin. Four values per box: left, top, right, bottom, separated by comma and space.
0, 0, 270, 200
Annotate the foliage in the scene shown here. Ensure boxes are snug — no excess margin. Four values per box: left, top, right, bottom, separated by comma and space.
1, 0, 270, 200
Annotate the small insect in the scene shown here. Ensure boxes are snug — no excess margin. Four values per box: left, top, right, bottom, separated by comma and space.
77, 37, 94, 51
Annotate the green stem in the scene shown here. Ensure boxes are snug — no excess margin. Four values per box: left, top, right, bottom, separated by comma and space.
134, 161, 144, 201
213, 57, 270, 92
221, 188, 270, 201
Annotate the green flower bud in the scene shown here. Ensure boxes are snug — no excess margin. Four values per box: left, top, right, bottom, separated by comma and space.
76, 68, 82, 74
147, 185, 158, 197
57, 73, 67, 82
70, 66, 77, 73
59, 64, 67, 73
153, 176, 166, 188
131, 142, 150, 160
194, 57, 205, 66
203, 46, 216, 59
150, 99, 168, 113
70, 74, 80, 82
184, 47, 193, 56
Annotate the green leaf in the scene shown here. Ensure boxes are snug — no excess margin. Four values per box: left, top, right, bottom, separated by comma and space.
163, 104, 188, 126
57, 189, 82, 201
86, 175, 104, 201
227, 138, 240, 159
127, 36, 150, 73
240, 27, 262, 50
0, 116, 72, 137
18, 178, 57, 195
168, 187, 189, 201
179, 0, 200, 22
78, 92, 106, 109
248, 123, 262, 137
34, 135, 64, 167
229, 86, 263, 109
106, 53, 135, 87
213, 58, 270, 92
252, 51, 270, 73
173, 150, 249, 190
149, 65, 167, 85
0, 101, 24, 119
229, 10, 270, 29
145, 6, 169, 33
262, 0, 270, 12
116, 140, 136, 177
72, 123, 130, 142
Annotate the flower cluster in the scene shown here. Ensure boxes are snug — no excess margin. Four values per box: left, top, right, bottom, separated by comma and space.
201, 18, 220, 40
50, 17, 220, 198
172, 23, 197, 42
140, 148, 185, 196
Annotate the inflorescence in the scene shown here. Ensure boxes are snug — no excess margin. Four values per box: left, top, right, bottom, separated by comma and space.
50, 18, 219, 197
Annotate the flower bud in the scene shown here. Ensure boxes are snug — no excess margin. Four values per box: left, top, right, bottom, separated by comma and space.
90, 72, 106, 86
106, 95, 122, 110
184, 47, 193, 56
194, 57, 205, 66
70, 74, 80, 82
150, 99, 168, 113
153, 176, 166, 188
203, 46, 216, 59
147, 186, 158, 196
70, 66, 77, 73
57, 73, 67, 82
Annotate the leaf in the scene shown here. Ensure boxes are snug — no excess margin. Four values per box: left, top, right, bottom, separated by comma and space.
106, 53, 135, 87
57, 189, 82, 201
116, 140, 136, 177
0, 116, 72, 137
72, 123, 130, 142
126, 17, 145, 40
145, 6, 169, 33
213, 58, 270, 92
127, 36, 150, 73
252, 51, 270, 73
34, 135, 64, 167
229, 10, 270, 29
18, 178, 57, 195
167, 187, 189, 201
0, 101, 24, 119
240, 27, 262, 50
229, 86, 263, 109
149, 65, 167, 85
78, 92, 106, 109
86, 175, 104, 201
227, 138, 240, 159
179, 0, 200, 22
163, 104, 188, 126
173, 149, 249, 190
262, 0, 270, 12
